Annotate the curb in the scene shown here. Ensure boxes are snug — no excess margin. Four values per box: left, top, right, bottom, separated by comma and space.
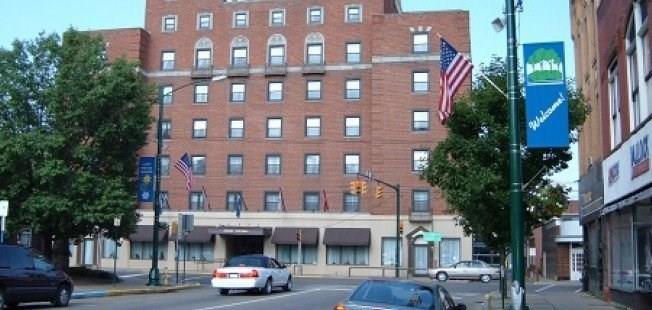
72, 283, 201, 299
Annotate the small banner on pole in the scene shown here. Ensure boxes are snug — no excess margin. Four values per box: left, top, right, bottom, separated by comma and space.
138, 157, 156, 202
523, 42, 569, 148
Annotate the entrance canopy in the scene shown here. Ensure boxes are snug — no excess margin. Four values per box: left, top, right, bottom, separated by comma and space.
211, 226, 272, 237
177, 226, 214, 243
323, 228, 370, 246
271, 227, 319, 245
129, 225, 168, 242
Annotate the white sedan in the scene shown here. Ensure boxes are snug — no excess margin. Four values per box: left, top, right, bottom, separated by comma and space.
211, 255, 293, 295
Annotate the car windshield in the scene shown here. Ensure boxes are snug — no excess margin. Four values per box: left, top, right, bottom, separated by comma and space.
350, 281, 436, 309
224, 256, 266, 268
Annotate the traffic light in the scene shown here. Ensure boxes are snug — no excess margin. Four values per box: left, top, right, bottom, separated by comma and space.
349, 180, 360, 194
360, 181, 368, 195
375, 186, 384, 199
399, 222, 404, 235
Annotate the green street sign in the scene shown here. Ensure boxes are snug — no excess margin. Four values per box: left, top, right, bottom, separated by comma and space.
423, 232, 442, 242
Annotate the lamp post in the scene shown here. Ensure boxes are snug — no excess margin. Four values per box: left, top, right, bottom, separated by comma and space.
148, 75, 226, 286
113, 217, 121, 283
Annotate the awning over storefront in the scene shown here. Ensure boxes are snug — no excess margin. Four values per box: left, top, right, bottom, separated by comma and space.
176, 226, 214, 243
129, 225, 168, 242
271, 227, 319, 245
323, 228, 370, 246
211, 226, 272, 237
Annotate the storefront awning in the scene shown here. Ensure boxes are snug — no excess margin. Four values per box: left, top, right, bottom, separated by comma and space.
271, 227, 319, 245
323, 228, 370, 246
129, 225, 168, 242
211, 226, 272, 237
176, 226, 213, 243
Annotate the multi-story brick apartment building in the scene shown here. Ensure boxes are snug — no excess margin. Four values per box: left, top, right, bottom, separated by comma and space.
572, 0, 652, 308
70, 0, 473, 277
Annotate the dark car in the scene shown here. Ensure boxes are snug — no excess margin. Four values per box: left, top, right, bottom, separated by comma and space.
0, 245, 74, 308
334, 279, 466, 310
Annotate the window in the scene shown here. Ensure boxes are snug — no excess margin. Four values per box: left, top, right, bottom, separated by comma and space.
228, 155, 243, 175
232, 47, 248, 66
161, 51, 175, 70
635, 205, 652, 292
305, 154, 320, 175
343, 193, 360, 212
413, 111, 430, 131
627, 17, 642, 128
346, 5, 362, 23
268, 82, 283, 101
198, 13, 212, 30
234, 11, 248, 27
179, 242, 214, 261
413, 33, 429, 53
308, 7, 323, 24
345, 116, 360, 137
306, 117, 321, 137
345, 154, 360, 175
381, 237, 403, 266
304, 192, 320, 212
160, 85, 173, 105
130, 242, 167, 260
277, 245, 317, 264
307, 44, 323, 65
191, 155, 206, 175
265, 192, 281, 211
266, 154, 281, 175
346, 43, 361, 63
192, 119, 207, 138
230, 83, 246, 102
439, 238, 460, 267
229, 118, 244, 138
413, 150, 429, 171
327, 246, 368, 265
412, 190, 430, 212
161, 120, 171, 139
345, 79, 361, 99
160, 155, 170, 177
102, 238, 119, 259
189, 191, 205, 210
163, 15, 177, 32
226, 192, 242, 211
196, 49, 212, 69
270, 9, 285, 26
413, 72, 429, 92
307, 80, 322, 100
609, 61, 621, 148
194, 84, 208, 103
626, 3, 651, 131
269, 45, 285, 65
610, 210, 634, 290
267, 118, 282, 138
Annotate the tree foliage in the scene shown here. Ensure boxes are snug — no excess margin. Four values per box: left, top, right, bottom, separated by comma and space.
0, 29, 153, 266
421, 59, 589, 252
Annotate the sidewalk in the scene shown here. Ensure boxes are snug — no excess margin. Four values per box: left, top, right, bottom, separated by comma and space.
485, 284, 620, 310
72, 272, 201, 299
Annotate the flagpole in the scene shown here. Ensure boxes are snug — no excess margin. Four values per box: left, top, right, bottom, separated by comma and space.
478, 71, 508, 98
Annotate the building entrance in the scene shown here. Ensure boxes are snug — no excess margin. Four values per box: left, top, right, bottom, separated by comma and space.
224, 235, 264, 259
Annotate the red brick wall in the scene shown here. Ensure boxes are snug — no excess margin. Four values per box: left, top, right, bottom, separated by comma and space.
95, 28, 149, 64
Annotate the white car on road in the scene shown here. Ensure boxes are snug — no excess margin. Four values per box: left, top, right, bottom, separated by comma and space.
428, 260, 500, 283
211, 255, 292, 295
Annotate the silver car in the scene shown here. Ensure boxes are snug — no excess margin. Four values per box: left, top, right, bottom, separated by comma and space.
428, 260, 500, 283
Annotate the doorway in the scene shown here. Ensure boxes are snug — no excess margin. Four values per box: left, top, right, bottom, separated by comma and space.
570, 246, 583, 281
224, 235, 264, 260
83, 239, 95, 265
414, 245, 429, 276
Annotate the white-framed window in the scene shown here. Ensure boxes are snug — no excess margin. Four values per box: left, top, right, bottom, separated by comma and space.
345, 116, 360, 137
232, 47, 248, 66
230, 83, 246, 102
439, 239, 460, 267
381, 237, 403, 266
234, 11, 249, 27
266, 154, 281, 175
228, 154, 244, 175
226, 191, 242, 211
194, 84, 209, 103
268, 81, 283, 101
344, 154, 360, 175
191, 155, 206, 175
160, 85, 173, 105
197, 13, 213, 30
308, 7, 323, 24
192, 119, 207, 138
413, 111, 430, 131
277, 245, 317, 264
270, 9, 285, 26
412, 190, 430, 212
303, 192, 320, 212
609, 61, 622, 148
307, 80, 322, 100
305, 154, 320, 175
412, 149, 429, 172
345, 79, 361, 99
162, 15, 177, 32
161, 51, 175, 70
264, 191, 281, 211
306, 117, 321, 137
307, 43, 324, 65
161, 120, 171, 139
267, 118, 282, 138
196, 49, 212, 69
627, 2, 651, 130
189, 191, 205, 210
269, 45, 285, 65
413, 32, 429, 53
102, 238, 119, 259
346, 42, 361, 63
345, 5, 362, 23
327, 246, 368, 265
179, 242, 214, 261
413, 72, 429, 92
229, 118, 244, 138
343, 193, 360, 212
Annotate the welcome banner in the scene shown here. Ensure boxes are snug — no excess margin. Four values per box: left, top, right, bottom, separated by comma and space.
523, 42, 569, 148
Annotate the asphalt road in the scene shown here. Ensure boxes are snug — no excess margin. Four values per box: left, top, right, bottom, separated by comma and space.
15, 275, 547, 310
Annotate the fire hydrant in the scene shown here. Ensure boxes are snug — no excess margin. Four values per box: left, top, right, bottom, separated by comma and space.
162, 267, 170, 286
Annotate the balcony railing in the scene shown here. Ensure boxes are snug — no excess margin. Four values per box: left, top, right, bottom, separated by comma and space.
191, 64, 213, 79
409, 209, 432, 222
227, 64, 250, 77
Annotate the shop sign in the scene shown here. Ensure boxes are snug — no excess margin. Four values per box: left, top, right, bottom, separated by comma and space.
630, 135, 650, 179
608, 163, 619, 186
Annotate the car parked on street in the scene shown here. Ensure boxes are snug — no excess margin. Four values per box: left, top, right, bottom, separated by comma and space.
0, 244, 74, 308
333, 279, 466, 310
428, 260, 500, 283
211, 255, 292, 295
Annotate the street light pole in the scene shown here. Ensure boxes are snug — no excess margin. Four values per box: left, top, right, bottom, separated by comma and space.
505, 0, 525, 308
148, 75, 226, 286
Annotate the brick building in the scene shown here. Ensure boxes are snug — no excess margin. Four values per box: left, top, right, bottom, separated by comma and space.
73, 0, 473, 277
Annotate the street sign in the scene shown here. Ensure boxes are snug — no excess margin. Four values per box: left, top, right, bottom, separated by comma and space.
423, 232, 443, 242
0, 200, 8, 217
138, 157, 156, 202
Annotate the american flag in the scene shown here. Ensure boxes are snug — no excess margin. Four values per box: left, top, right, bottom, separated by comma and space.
174, 153, 192, 191
322, 190, 329, 212
439, 37, 473, 124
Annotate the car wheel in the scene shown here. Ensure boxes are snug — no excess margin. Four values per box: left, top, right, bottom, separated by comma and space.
436, 272, 449, 282
52, 284, 71, 307
260, 278, 272, 295
282, 276, 292, 292
480, 274, 492, 283
219, 289, 229, 296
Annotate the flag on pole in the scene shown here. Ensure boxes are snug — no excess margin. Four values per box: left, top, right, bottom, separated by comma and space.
235, 193, 243, 218
279, 187, 287, 212
201, 186, 211, 210
438, 36, 473, 124
174, 153, 193, 191
322, 190, 329, 212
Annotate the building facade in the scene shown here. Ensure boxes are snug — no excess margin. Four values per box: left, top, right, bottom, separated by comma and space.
84, 0, 473, 277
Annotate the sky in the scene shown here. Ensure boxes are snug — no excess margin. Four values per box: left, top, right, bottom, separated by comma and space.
0, 0, 578, 198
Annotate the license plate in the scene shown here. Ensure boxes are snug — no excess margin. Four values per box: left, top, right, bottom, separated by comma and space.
228, 273, 239, 278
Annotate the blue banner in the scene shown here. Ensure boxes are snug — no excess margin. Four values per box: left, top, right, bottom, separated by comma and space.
523, 42, 569, 148
138, 157, 155, 203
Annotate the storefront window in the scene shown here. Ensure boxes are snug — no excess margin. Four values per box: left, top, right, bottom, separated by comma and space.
130, 242, 167, 260
179, 242, 214, 262
610, 210, 634, 291
102, 239, 118, 259
326, 246, 368, 265
381, 237, 403, 266
636, 205, 652, 292
439, 238, 460, 267
276, 245, 317, 265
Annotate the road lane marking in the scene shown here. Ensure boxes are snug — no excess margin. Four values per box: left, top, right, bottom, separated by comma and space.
192, 288, 350, 310
535, 284, 555, 293
119, 273, 148, 279
575, 287, 582, 293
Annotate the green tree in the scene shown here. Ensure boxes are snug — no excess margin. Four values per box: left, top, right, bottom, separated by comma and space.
0, 29, 154, 268
420, 59, 589, 254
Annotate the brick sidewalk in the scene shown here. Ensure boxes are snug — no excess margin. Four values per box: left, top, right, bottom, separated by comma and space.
486, 285, 619, 309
